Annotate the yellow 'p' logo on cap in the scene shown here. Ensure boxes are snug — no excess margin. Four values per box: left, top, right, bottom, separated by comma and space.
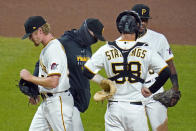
33, 27, 36, 30
142, 9, 146, 15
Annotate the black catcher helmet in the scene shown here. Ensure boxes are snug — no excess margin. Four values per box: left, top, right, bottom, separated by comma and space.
116, 10, 141, 34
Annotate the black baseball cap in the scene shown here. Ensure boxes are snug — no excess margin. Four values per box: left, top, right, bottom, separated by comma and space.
132, 4, 152, 19
22, 16, 46, 39
85, 18, 105, 41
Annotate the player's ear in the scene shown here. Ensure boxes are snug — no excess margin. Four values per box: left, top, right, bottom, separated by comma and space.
37, 27, 43, 34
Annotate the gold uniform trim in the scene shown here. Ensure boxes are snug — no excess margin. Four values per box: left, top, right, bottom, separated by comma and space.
165, 57, 174, 63
84, 65, 96, 75
158, 65, 168, 75
59, 96, 66, 131
118, 40, 135, 42
60, 44, 66, 53
48, 73, 61, 77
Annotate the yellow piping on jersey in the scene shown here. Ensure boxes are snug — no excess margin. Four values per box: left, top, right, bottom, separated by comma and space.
158, 65, 168, 75
40, 60, 48, 74
60, 44, 66, 54
165, 57, 174, 63
144, 108, 149, 131
84, 65, 96, 75
118, 40, 135, 42
48, 73, 61, 77
59, 96, 66, 131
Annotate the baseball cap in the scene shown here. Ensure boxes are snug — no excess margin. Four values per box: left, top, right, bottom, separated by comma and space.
22, 16, 46, 39
132, 4, 152, 19
85, 18, 105, 41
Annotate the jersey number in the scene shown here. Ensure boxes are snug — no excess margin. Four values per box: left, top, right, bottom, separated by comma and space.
111, 62, 141, 84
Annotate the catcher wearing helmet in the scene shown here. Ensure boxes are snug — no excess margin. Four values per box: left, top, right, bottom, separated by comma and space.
84, 10, 171, 131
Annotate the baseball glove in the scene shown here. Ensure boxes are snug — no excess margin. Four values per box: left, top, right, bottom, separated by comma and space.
93, 79, 116, 102
153, 89, 181, 107
18, 79, 39, 98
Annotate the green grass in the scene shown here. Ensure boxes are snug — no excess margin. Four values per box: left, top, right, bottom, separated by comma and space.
0, 36, 195, 131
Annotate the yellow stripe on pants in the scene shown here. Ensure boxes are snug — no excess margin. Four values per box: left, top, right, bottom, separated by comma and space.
59, 96, 66, 131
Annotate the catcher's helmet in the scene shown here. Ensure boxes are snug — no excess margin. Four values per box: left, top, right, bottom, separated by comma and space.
116, 10, 141, 34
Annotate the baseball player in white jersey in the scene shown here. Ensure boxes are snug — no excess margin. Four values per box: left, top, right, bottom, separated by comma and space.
131, 4, 180, 131
84, 11, 171, 131
20, 16, 73, 131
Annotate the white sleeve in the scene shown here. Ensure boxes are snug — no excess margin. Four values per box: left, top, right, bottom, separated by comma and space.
149, 51, 168, 74
46, 44, 66, 76
84, 46, 105, 74
116, 36, 121, 41
158, 35, 174, 62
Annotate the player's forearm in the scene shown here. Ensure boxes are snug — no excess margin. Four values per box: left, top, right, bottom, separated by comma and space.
91, 74, 105, 84
167, 60, 179, 90
29, 75, 59, 88
83, 67, 106, 85
149, 67, 171, 93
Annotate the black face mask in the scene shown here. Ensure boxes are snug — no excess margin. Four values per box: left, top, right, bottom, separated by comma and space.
77, 22, 97, 47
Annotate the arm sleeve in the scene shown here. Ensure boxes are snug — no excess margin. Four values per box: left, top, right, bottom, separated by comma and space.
149, 67, 171, 93
84, 46, 105, 74
148, 51, 170, 93
158, 35, 174, 62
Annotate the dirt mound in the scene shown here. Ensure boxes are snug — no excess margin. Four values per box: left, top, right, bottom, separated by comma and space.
0, 0, 195, 45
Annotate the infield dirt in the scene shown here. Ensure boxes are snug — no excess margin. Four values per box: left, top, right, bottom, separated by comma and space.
0, 0, 195, 45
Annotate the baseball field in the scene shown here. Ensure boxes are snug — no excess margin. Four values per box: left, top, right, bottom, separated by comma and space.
0, 37, 195, 131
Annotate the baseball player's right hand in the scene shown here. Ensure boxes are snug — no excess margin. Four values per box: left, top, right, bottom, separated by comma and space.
20, 69, 33, 81
29, 96, 40, 105
141, 87, 152, 97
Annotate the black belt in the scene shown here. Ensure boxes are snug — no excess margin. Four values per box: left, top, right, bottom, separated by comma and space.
41, 90, 69, 100
108, 100, 142, 105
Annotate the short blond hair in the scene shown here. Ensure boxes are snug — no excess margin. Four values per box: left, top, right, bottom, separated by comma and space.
40, 23, 51, 35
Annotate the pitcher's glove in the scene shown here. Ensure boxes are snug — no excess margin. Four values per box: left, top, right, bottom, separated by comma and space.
153, 89, 181, 107
18, 79, 39, 98
93, 79, 116, 102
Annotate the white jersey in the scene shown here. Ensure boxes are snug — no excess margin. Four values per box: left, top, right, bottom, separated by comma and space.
85, 40, 167, 102
38, 39, 70, 93
137, 29, 174, 61
137, 29, 174, 93
117, 29, 173, 93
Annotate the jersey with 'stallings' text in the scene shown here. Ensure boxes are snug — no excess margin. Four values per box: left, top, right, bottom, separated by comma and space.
137, 29, 174, 92
38, 39, 70, 93
85, 40, 168, 102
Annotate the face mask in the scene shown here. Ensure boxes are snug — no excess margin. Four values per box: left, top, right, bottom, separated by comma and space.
77, 22, 97, 46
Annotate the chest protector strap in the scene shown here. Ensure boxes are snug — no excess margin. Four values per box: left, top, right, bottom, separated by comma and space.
108, 41, 147, 84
